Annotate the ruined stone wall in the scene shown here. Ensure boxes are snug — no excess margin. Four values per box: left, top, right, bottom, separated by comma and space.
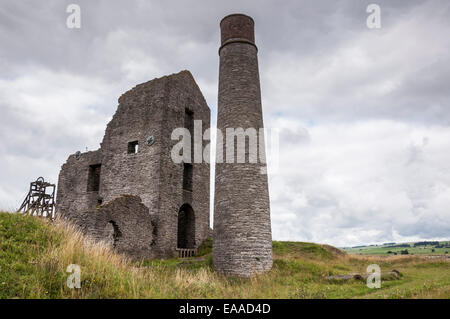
213, 14, 273, 277
72, 195, 155, 260
56, 70, 210, 259
99, 76, 167, 216
156, 71, 211, 256
57, 150, 103, 218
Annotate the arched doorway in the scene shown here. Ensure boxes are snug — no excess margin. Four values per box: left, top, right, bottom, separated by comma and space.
177, 204, 195, 249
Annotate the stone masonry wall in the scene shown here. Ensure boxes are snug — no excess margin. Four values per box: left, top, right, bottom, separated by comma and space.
57, 150, 103, 217
72, 195, 155, 260
156, 71, 211, 256
56, 70, 210, 259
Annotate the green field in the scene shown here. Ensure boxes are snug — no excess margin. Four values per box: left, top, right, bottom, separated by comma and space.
342, 242, 450, 256
1, 211, 449, 299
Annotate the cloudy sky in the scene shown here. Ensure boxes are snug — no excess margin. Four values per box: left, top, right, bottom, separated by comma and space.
1, 0, 449, 247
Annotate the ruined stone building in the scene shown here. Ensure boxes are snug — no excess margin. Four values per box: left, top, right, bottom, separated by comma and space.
57, 71, 211, 259
57, 14, 273, 275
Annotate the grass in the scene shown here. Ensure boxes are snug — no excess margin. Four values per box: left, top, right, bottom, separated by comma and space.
0, 211, 449, 299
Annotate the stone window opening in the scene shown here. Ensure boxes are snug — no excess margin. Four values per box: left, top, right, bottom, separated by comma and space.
184, 108, 194, 131
177, 204, 195, 249
184, 108, 194, 162
183, 163, 193, 192
151, 220, 157, 246
87, 164, 101, 192
127, 140, 139, 154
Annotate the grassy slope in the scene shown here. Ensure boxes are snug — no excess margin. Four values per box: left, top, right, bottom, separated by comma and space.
0, 212, 449, 299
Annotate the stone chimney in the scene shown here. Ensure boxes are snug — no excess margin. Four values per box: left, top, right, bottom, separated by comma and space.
213, 14, 273, 277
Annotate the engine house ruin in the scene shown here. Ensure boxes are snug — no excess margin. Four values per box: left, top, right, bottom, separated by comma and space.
56, 70, 211, 259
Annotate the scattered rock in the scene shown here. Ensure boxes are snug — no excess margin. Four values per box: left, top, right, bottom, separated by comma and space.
326, 270, 401, 282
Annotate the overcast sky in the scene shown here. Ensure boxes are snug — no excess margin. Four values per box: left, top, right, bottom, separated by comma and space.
1, 0, 449, 246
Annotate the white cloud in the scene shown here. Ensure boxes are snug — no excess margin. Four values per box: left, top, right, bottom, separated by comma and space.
269, 119, 450, 246
0, 67, 115, 209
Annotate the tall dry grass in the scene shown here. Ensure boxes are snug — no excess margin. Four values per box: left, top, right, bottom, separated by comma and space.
36, 217, 234, 298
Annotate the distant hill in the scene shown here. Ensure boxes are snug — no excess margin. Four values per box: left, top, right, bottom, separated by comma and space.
342, 241, 450, 256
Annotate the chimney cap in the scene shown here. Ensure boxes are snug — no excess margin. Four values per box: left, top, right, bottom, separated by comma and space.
220, 13, 255, 46
220, 13, 254, 26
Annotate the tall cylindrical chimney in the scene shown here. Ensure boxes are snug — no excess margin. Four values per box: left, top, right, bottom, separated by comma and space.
213, 14, 273, 277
